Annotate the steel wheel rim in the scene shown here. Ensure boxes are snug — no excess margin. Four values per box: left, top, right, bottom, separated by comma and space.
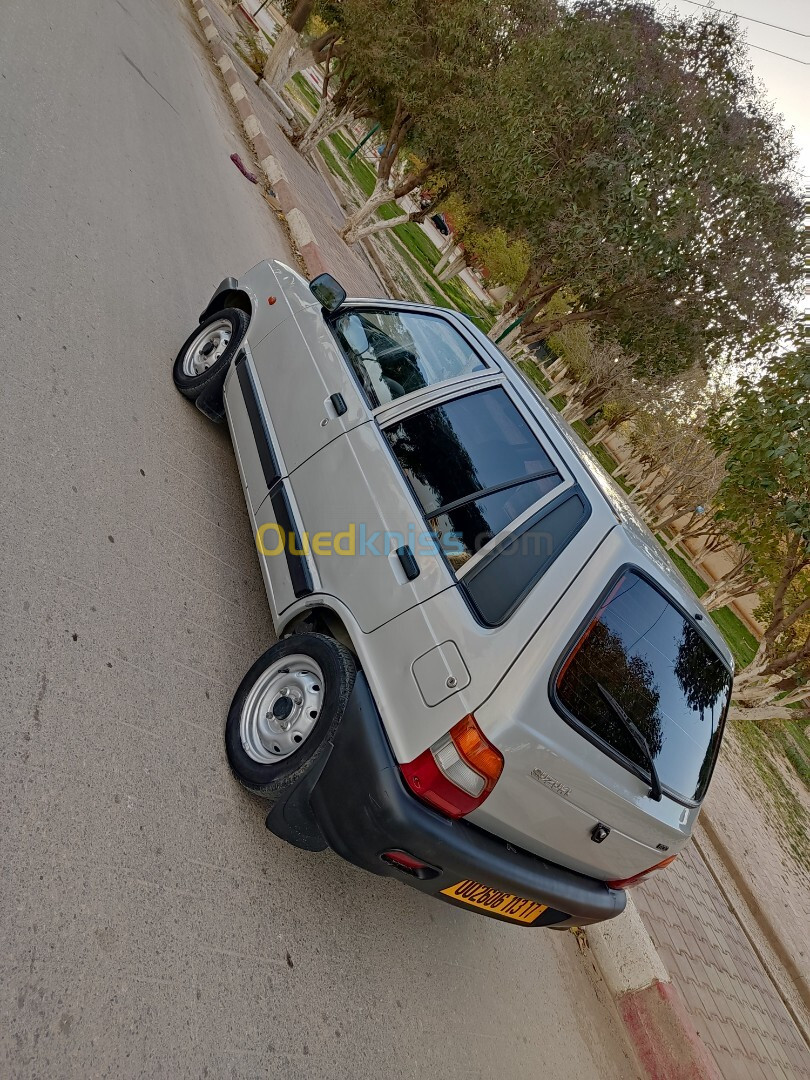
182, 319, 231, 377
240, 654, 325, 763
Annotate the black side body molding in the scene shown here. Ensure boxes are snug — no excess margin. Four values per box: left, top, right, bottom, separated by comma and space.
270, 486, 313, 598
235, 353, 281, 491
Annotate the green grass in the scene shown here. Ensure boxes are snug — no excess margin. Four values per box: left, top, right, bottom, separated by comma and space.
781, 728, 810, 788
392, 221, 441, 270
421, 279, 448, 307
328, 132, 379, 197
291, 72, 320, 112
440, 275, 494, 332
732, 713, 810, 868
516, 358, 552, 393
591, 441, 620, 476
318, 141, 349, 184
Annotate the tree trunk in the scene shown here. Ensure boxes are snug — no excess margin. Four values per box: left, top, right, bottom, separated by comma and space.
295, 100, 350, 157
350, 212, 410, 240
339, 177, 394, 243
262, 23, 303, 91
587, 423, 611, 446
347, 196, 445, 244
487, 278, 561, 343
613, 452, 643, 480
261, 0, 315, 89
488, 309, 517, 342
436, 252, 466, 282
523, 306, 612, 344
434, 244, 459, 277
339, 160, 431, 244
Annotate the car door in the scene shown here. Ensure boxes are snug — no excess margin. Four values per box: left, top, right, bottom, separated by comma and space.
289, 307, 501, 632
245, 262, 369, 481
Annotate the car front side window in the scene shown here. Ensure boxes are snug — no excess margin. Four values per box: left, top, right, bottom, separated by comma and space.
333, 309, 485, 408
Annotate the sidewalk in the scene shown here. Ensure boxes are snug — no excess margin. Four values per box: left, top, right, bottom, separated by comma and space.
635, 841, 810, 1079
202, 0, 385, 299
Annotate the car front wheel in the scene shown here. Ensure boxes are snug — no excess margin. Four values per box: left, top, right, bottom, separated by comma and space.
172, 307, 248, 419
225, 634, 356, 800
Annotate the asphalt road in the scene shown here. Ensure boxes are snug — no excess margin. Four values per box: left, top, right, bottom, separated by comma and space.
0, 1, 641, 1077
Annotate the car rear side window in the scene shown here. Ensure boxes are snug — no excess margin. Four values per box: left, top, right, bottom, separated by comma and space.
334, 309, 485, 408
462, 491, 590, 624
385, 387, 564, 571
555, 571, 732, 802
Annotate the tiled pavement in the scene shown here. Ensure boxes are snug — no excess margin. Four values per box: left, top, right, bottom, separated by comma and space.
635, 844, 810, 1080
203, 2, 386, 299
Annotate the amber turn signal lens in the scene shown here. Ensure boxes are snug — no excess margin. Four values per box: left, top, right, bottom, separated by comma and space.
450, 715, 504, 789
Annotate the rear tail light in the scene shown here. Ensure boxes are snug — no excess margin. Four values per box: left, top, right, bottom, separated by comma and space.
400, 715, 504, 819
607, 854, 678, 890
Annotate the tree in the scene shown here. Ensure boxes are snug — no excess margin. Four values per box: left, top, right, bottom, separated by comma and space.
464, 2, 801, 376
336, 0, 549, 243
708, 348, 810, 725
261, 0, 343, 92
292, 52, 374, 157
464, 228, 531, 292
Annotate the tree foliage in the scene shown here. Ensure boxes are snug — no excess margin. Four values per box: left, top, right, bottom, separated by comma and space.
462, 1, 801, 375
708, 346, 810, 719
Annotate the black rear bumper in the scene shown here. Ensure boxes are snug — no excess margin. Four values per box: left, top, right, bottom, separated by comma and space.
266, 672, 626, 928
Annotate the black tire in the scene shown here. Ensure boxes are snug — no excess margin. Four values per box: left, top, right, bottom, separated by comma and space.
225, 634, 356, 800
172, 307, 249, 406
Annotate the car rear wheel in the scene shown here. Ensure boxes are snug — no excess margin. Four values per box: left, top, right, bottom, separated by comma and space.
225, 634, 356, 800
172, 307, 248, 417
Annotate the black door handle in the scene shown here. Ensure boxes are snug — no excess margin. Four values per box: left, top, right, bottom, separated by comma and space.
396, 545, 420, 581
330, 393, 347, 416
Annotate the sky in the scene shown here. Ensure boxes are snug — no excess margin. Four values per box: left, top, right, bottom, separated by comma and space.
661, 0, 810, 180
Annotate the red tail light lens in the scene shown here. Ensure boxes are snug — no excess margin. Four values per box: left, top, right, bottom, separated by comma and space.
400, 715, 504, 819
607, 854, 678, 890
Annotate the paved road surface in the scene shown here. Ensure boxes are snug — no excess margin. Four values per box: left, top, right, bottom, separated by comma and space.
0, 1, 640, 1076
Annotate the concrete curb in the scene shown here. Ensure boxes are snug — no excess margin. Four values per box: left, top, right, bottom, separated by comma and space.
586, 898, 721, 1080
189, 0, 330, 279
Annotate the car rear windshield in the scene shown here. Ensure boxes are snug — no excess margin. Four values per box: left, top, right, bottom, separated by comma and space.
555, 570, 732, 802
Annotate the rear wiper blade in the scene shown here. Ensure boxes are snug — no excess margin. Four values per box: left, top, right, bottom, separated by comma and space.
596, 682, 663, 802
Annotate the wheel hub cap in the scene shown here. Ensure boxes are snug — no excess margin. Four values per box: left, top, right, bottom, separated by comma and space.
182, 319, 231, 377
240, 655, 324, 763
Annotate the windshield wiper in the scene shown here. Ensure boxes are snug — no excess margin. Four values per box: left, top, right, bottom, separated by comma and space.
596, 682, 663, 802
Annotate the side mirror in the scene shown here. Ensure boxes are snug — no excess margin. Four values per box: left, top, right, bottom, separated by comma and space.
338, 313, 370, 355
309, 273, 346, 312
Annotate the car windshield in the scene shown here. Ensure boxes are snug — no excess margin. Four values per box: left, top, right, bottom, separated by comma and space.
556, 571, 732, 802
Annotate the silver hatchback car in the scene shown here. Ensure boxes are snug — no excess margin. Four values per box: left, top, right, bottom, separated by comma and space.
173, 260, 734, 928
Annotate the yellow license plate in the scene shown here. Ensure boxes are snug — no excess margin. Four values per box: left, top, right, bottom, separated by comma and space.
441, 879, 547, 923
